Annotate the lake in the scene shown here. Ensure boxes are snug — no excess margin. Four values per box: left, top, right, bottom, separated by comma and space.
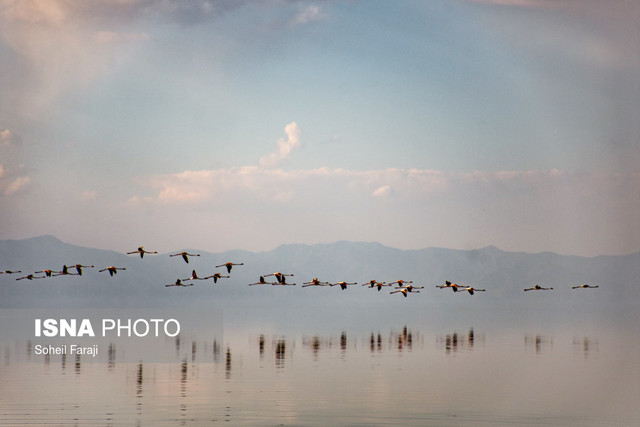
1, 302, 639, 426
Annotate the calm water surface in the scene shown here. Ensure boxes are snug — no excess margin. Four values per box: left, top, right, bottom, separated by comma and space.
1, 303, 639, 426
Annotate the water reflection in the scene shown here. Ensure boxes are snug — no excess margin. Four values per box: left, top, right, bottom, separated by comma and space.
437, 328, 482, 355
2, 321, 635, 426
392, 325, 415, 352
573, 336, 599, 358
275, 339, 286, 369
259, 334, 265, 359
225, 347, 231, 380
525, 334, 553, 354
213, 339, 221, 363
108, 343, 116, 370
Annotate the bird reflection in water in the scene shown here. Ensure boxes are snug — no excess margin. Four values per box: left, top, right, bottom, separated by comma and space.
225, 347, 232, 380
74, 353, 81, 374
340, 332, 347, 358
136, 362, 143, 397
213, 339, 221, 363
573, 336, 598, 358
392, 326, 415, 352
275, 339, 286, 369
175, 335, 181, 356
437, 328, 482, 355
525, 334, 553, 354
191, 341, 197, 363
302, 335, 325, 360
258, 334, 265, 359
108, 343, 116, 371
180, 360, 188, 418
136, 362, 143, 421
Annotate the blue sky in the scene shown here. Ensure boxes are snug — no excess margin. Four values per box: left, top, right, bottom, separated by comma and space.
1, 0, 639, 256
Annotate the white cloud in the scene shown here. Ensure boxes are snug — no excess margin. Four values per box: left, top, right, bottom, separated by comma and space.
0, 129, 17, 147
3, 176, 30, 195
292, 4, 327, 25
371, 185, 392, 198
259, 122, 301, 168
0, 163, 30, 196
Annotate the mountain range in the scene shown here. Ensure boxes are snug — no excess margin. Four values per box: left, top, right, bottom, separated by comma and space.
0, 235, 637, 310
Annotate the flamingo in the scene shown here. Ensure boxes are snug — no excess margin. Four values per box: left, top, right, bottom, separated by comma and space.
274, 275, 296, 285
68, 264, 94, 275
264, 272, 294, 284
52, 265, 79, 276
461, 287, 486, 295
362, 280, 390, 291
437, 281, 463, 292
165, 279, 193, 287
331, 281, 357, 290
184, 269, 205, 281
391, 288, 419, 297
272, 277, 296, 286
571, 284, 599, 289
1, 270, 22, 274
99, 266, 127, 277
524, 285, 553, 291
16, 274, 45, 281
35, 269, 55, 277
388, 280, 413, 287
216, 262, 244, 274
249, 276, 271, 286
127, 246, 158, 259
206, 273, 229, 284
170, 251, 200, 263
302, 278, 331, 287
396, 284, 423, 293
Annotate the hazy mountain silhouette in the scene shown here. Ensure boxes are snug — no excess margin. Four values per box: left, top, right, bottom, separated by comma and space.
0, 235, 637, 310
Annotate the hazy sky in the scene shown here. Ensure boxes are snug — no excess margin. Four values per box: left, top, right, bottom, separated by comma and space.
1, 0, 639, 256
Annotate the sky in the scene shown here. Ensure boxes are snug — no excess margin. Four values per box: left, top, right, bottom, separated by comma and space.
0, 0, 639, 257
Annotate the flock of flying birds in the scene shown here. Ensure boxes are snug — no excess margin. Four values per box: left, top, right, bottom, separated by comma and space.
1, 246, 600, 297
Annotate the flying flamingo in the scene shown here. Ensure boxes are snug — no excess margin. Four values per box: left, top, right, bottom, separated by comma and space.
249, 276, 270, 286
391, 288, 419, 297
264, 272, 294, 284
127, 246, 158, 259
52, 265, 79, 276
437, 281, 463, 292
274, 275, 295, 285
216, 262, 244, 274
165, 279, 193, 287
68, 264, 94, 275
99, 266, 127, 277
524, 285, 553, 291
35, 269, 55, 277
16, 274, 45, 281
362, 280, 390, 291
396, 284, 423, 293
170, 251, 200, 263
184, 269, 205, 281
331, 281, 357, 290
272, 277, 296, 286
1, 270, 22, 274
388, 280, 413, 287
302, 278, 331, 287
572, 284, 599, 289
207, 273, 230, 284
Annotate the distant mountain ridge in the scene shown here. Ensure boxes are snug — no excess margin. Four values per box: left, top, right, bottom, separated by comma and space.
0, 235, 638, 308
